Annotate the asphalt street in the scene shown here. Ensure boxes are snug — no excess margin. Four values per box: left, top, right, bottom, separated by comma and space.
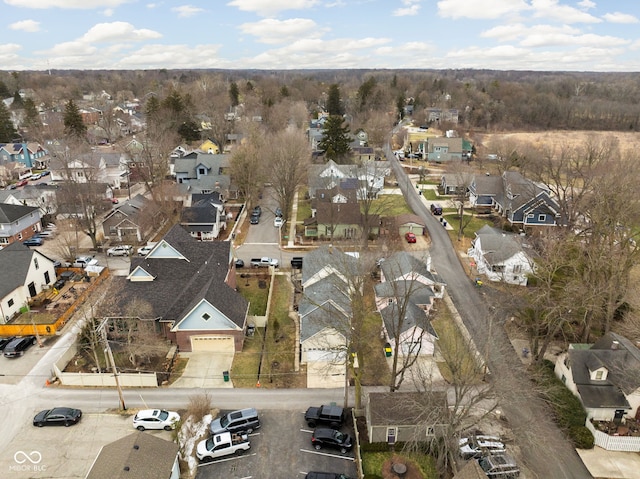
384, 139, 593, 479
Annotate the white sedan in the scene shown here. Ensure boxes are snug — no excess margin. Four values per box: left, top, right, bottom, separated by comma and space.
106, 245, 132, 257
132, 409, 180, 431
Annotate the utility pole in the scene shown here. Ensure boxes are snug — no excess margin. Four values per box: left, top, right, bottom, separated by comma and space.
101, 322, 126, 410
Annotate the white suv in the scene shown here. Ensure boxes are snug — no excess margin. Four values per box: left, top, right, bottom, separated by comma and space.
107, 245, 132, 257
132, 409, 180, 431
459, 434, 505, 459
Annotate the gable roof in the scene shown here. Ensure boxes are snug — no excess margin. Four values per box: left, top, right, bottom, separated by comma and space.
106, 225, 247, 328
567, 332, 640, 410
472, 226, 529, 264
0, 203, 39, 224
0, 242, 42, 298
368, 391, 447, 426
85, 431, 178, 479
380, 251, 443, 285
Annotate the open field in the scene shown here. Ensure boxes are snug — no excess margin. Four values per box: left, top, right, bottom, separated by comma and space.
475, 130, 640, 154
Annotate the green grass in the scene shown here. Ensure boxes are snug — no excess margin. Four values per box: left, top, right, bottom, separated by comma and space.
297, 187, 311, 222
236, 274, 270, 315
442, 213, 494, 240
231, 327, 265, 387
367, 195, 412, 216
421, 189, 438, 201
362, 451, 438, 478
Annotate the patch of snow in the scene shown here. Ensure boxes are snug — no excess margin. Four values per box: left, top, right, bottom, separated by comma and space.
178, 413, 212, 476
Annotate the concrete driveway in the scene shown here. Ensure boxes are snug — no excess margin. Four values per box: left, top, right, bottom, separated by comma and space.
170, 352, 235, 388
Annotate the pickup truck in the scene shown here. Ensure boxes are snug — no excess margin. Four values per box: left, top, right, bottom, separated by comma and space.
250, 257, 279, 268
304, 404, 345, 428
196, 432, 250, 462
72, 256, 98, 269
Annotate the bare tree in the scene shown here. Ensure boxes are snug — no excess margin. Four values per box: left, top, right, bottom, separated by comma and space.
229, 123, 266, 206
265, 128, 311, 222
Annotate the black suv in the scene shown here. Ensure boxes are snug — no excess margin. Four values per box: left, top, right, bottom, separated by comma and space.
250, 213, 260, 224
252, 205, 262, 216
305, 404, 345, 428
311, 427, 353, 453
4, 336, 37, 357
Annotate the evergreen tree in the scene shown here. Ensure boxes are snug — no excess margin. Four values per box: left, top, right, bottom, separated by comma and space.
0, 101, 17, 142
326, 84, 343, 116
145, 95, 160, 117
12, 91, 23, 109
0, 81, 10, 99
178, 120, 201, 142
229, 82, 240, 107
318, 115, 351, 163
23, 98, 40, 128
63, 99, 87, 138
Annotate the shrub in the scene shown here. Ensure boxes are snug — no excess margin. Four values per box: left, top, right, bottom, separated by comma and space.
187, 392, 214, 422
570, 425, 595, 449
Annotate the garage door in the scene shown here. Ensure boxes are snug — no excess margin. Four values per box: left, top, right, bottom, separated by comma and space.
190, 336, 235, 352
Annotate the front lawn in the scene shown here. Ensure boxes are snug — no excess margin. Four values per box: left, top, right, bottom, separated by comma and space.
367, 194, 413, 216
236, 273, 270, 315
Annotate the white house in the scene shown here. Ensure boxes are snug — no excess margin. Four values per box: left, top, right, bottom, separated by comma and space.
0, 242, 56, 323
467, 225, 534, 286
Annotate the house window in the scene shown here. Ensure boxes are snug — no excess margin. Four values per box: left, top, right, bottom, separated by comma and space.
202, 313, 211, 321
387, 298, 394, 305
44, 271, 50, 284
538, 214, 546, 222
527, 213, 534, 219
513, 265, 522, 274
8, 299, 14, 307
18, 233, 23, 240
426, 426, 435, 436
561, 374, 566, 383
198, 167, 206, 175
386, 427, 397, 444
595, 370, 604, 380
491, 265, 505, 273
34, 258, 39, 270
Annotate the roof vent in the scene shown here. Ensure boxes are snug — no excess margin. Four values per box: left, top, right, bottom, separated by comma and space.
612, 340, 620, 350
133, 445, 139, 450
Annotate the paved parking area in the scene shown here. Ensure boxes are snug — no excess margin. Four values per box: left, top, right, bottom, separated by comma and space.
170, 352, 235, 388
195, 410, 357, 479
1, 411, 174, 479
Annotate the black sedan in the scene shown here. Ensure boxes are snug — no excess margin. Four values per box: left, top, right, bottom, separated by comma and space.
0, 336, 16, 350
311, 427, 353, 454
33, 407, 82, 427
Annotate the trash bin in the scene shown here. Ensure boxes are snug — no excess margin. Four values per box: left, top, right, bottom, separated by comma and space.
223, 371, 230, 382
384, 342, 392, 357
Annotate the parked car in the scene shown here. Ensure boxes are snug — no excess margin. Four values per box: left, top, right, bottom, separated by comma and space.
4, 336, 37, 357
137, 245, 154, 256
210, 408, 261, 435
305, 404, 345, 428
250, 214, 260, 225
477, 453, 520, 477
41, 170, 50, 176
132, 409, 180, 431
430, 203, 443, 215
275, 207, 283, 217
107, 245, 132, 257
16, 179, 28, 187
23, 236, 44, 247
311, 427, 353, 454
405, 232, 417, 243
274, 217, 285, 228
235, 258, 245, 268
459, 435, 506, 459
72, 256, 96, 268
33, 407, 82, 427
306, 473, 352, 479
290, 257, 303, 269
0, 336, 16, 350
252, 205, 262, 216
38, 230, 55, 238
30, 173, 42, 180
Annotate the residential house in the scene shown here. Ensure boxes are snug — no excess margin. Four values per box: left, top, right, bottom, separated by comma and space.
304, 202, 379, 240
467, 225, 535, 286
101, 194, 156, 243
469, 171, 561, 229
440, 172, 474, 196
85, 431, 180, 479
49, 150, 129, 189
427, 137, 464, 163
0, 242, 56, 323
365, 391, 447, 443
375, 252, 443, 357
180, 192, 227, 241
392, 213, 426, 237
0, 184, 59, 218
425, 108, 459, 124
308, 160, 388, 202
198, 139, 221, 154
298, 246, 359, 388
106, 225, 248, 352
173, 152, 234, 199
555, 332, 640, 422
55, 182, 112, 220
0, 142, 51, 169
0, 203, 42, 247
0, 161, 31, 186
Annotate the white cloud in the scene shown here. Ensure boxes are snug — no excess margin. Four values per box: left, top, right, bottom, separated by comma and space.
117, 44, 224, 68
81, 22, 162, 43
438, 0, 529, 20
393, 0, 421, 17
146, 3, 159, 7
5, 0, 131, 8
0, 43, 22, 54
577, 0, 595, 9
239, 19, 326, 44
227, 0, 321, 17
102, 8, 114, 16
9, 20, 41, 32
42, 41, 98, 57
172, 5, 205, 18
519, 31, 628, 48
603, 12, 639, 24
530, 0, 601, 24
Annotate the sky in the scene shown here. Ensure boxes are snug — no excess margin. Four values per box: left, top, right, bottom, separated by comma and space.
2, 0, 640, 72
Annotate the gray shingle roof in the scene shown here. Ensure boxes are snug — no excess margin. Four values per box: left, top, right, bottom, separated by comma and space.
85, 431, 178, 479
0, 242, 36, 298
0, 203, 39, 223
105, 225, 247, 327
